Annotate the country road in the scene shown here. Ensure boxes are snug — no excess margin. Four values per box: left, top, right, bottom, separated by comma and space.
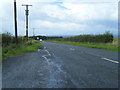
2, 41, 118, 88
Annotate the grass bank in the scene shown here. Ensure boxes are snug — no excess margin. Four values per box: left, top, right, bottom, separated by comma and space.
47, 40, 119, 52
2, 41, 43, 60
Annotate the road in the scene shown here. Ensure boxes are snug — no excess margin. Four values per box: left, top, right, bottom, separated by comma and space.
2, 41, 118, 88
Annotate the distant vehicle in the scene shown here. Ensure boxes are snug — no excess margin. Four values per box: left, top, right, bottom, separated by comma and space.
40, 39, 42, 42
37, 37, 39, 40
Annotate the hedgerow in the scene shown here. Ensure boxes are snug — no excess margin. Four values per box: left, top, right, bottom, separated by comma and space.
60, 32, 113, 43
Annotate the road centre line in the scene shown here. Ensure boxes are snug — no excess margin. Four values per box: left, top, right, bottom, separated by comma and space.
101, 57, 119, 64
70, 48, 75, 51
75, 50, 119, 64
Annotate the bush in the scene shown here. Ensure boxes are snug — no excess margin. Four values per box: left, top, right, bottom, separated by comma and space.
2, 33, 14, 46
2, 32, 26, 46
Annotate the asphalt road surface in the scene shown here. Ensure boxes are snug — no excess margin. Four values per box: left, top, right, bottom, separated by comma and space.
2, 41, 118, 88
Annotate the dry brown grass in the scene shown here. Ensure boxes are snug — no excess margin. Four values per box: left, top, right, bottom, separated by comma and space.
112, 38, 119, 46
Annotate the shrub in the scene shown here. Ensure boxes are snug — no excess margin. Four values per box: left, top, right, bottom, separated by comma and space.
2, 33, 14, 46
2, 33, 26, 46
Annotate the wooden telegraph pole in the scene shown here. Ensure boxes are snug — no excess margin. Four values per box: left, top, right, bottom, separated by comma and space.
22, 4, 32, 41
14, 0, 18, 44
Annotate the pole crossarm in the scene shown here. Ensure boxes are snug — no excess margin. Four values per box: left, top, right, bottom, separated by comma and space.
22, 4, 32, 6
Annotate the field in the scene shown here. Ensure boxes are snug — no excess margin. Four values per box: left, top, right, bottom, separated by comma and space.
47, 38, 119, 52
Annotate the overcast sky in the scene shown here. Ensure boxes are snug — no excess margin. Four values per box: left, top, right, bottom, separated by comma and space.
1, 0, 119, 36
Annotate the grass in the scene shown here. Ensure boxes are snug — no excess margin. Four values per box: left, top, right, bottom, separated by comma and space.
2, 40, 43, 60
47, 39, 119, 52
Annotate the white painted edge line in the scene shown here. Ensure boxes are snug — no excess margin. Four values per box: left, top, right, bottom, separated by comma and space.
101, 58, 119, 64
38, 49, 40, 52
42, 55, 47, 60
52, 53, 55, 56
45, 50, 51, 56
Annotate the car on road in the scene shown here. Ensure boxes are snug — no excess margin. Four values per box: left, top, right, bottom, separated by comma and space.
40, 39, 42, 42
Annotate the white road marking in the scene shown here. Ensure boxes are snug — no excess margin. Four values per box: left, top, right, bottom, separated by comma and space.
38, 49, 40, 52
70, 48, 75, 51
45, 50, 51, 56
101, 58, 119, 64
42, 55, 48, 60
42, 49, 51, 63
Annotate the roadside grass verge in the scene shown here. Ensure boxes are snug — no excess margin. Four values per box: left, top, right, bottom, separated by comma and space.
47, 40, 119, 52
2, 41, 43, 60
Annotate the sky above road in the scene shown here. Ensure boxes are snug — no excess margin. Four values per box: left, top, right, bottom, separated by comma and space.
1, 0, 119, 36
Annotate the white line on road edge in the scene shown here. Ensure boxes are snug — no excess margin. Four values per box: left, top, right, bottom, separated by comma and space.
45, 50, 51, 56
38, 49, 40, 52
101, 58, 119, 64
42, 55, 48, 60
44, 47, 46, 49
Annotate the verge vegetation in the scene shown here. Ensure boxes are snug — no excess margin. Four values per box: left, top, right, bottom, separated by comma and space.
2, 33, 43, 60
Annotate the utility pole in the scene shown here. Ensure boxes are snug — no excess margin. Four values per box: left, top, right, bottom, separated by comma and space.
33, 28, 35, 37
14, 0, 18, 44
33, 28, 35, 40
22, 4, 32, 41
